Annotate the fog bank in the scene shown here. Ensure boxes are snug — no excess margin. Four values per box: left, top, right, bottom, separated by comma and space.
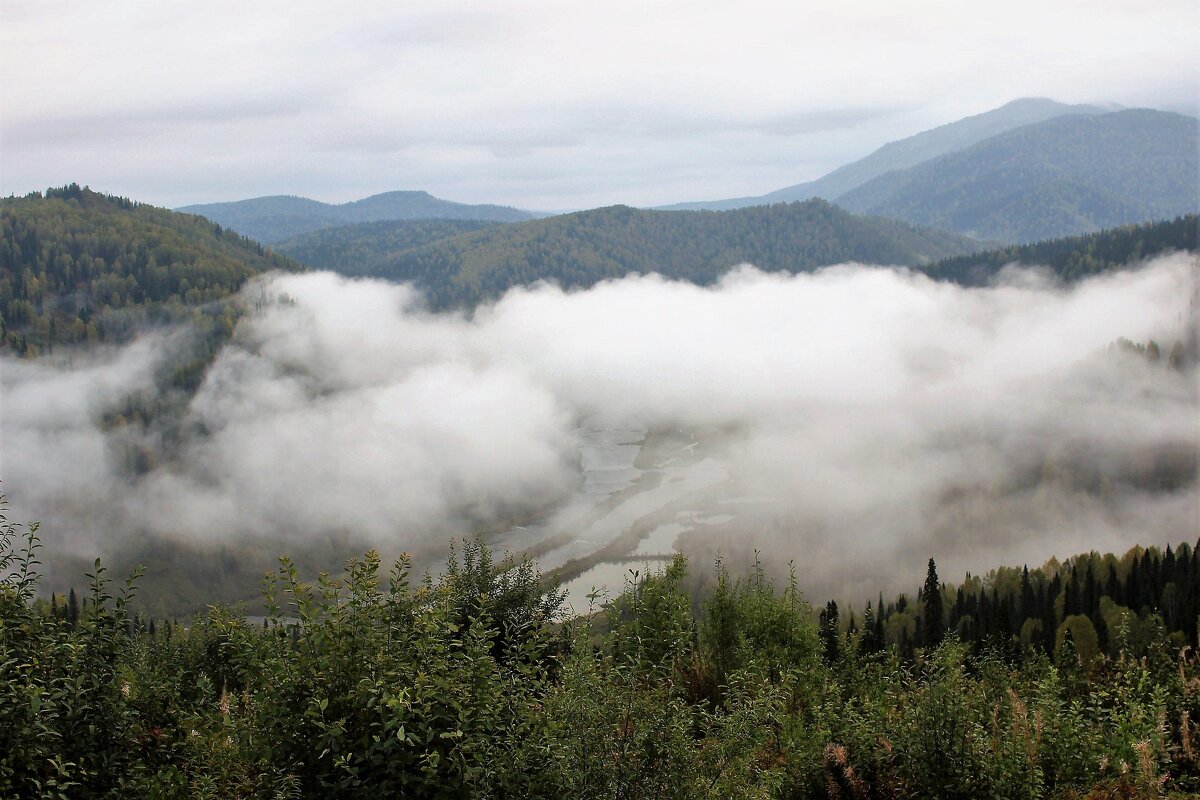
2, 255, 1196, 599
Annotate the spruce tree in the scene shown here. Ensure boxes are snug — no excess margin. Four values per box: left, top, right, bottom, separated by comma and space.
67, 587, 80, 628
922, 558, 944, 647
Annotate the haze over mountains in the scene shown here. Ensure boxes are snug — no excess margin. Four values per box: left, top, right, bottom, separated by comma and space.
835, 109, 1199, 242
178, 98, 1198, 255
177, 190, 536, 245
656, 100, 1198, 243
658, 98, 1115, 211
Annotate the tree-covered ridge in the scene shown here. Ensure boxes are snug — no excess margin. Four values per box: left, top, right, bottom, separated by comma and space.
836, 110, 1200, 243
660, 97, 1110, 211
0, 184, 302, 357
273, 218, 503, 274
348, 199, 981, 309
179, 190, 536, 244
5, 495, 1199, 798
920, 215, 1198, 285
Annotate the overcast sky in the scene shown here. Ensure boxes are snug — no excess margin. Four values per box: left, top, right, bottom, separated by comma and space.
1, 0, 1196, 211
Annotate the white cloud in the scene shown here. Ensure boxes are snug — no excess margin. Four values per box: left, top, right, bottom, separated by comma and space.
2, 256, 1195, 598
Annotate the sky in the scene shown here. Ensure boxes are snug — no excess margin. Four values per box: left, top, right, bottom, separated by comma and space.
1, 0, 1197, 211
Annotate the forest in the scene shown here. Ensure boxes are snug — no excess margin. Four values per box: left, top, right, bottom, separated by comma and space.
923, 215, 1199, 285
3, 495, 1198, 799
0, 185, 301, 359
323, 200, 980, 309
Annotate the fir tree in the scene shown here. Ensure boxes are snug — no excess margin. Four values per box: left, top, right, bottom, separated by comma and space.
922, 558, 944, 647
67, 586, 80, 628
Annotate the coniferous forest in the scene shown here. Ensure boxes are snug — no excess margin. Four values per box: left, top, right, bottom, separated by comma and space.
3, 496, 1199, 799
0, 185, 301, 359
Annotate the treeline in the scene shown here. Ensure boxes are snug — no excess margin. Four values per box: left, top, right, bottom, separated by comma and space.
922, 214, 1198, 285
0, 184, 301, 357
4, 499, 1199, 798
344, 200, 980, 309
829, 543, 1200, 667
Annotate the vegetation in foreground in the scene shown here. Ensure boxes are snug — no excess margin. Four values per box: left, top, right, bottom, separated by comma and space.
3, 498, 1199, 799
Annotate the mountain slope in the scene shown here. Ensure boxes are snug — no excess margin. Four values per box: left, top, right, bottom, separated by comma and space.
837, 109, 1199, 242
178, 190, 535, 244
274, 218, 503, 274
659, 98, 1109, 211
1, 184, 301, 356
919, 214, 1198, 286
342, 199, 981, 308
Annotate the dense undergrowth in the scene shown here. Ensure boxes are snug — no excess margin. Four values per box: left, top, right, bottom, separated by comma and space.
3, 500, 1198, 799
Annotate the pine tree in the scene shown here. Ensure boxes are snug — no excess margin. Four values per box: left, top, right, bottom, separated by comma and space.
67, 586, 80, 628
819, 600, 840, 662
1020, 566, 1034, 622
923, 558, 944, 647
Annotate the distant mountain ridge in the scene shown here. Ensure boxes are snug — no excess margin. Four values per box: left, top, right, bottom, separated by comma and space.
322, 199, 981, 309
658, 101, 1197, 243
658, 98, 1112, 211
837, 109, 1199, 242
178, 190, 536, 244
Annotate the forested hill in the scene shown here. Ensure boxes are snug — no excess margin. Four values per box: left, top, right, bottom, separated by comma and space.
920, 214, 1198, 285
836, 109, 1199, 243
179, 190, 536, 244
337, 199, 981, 309
0, 184, 302, 357
274, 218, 503, 274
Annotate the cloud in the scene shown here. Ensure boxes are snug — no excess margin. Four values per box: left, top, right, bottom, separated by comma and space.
1, 256, 1196, 601
2, 0, 1196, 208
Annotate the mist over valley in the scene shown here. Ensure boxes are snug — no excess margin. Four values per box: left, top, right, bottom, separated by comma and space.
4, 251, 1195, 612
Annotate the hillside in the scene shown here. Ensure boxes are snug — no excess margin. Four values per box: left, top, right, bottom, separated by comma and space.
179, 190, 536, 244
0, 184, 302, 358
920, 214, 1199, 285
837, 109, 1199, 242
7, 522, 1200, 796
340, 199, 981, 308
659, 97, 1109, 211
274, 218, 502, 273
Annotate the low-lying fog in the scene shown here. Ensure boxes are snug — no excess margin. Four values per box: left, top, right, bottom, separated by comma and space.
2, 255, 1197, 606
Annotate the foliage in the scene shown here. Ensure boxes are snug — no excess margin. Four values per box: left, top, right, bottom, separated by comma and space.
3, 494, 1200, 797
0, 184, 302, 357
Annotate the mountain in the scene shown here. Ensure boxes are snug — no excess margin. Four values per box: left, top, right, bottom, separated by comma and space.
178, 190, 536, 244
837, 109, 1199, 242
274, 218, 503, 274
334, 199, 981, 309
1, 183, 302, 359
659, 98, 1110, 211
919, 214, 1198, 286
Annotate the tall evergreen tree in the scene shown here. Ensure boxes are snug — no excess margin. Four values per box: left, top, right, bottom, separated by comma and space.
67, 586, 80, 628
923, 558, 944, 647
819, 600, 840, 662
